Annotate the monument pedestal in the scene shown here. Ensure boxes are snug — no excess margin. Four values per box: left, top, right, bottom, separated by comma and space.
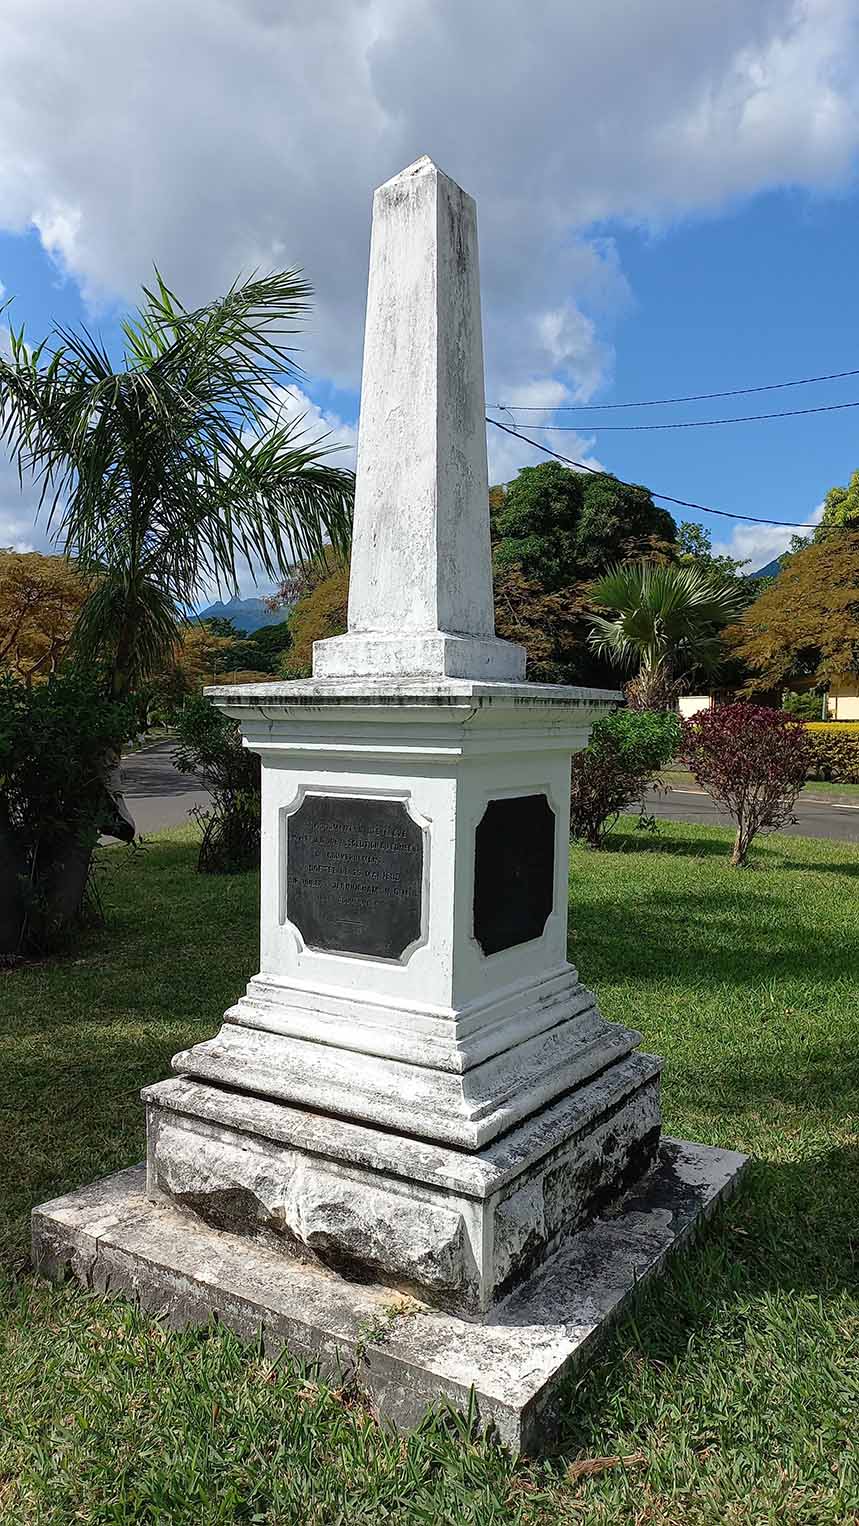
143, 678, 661, 1320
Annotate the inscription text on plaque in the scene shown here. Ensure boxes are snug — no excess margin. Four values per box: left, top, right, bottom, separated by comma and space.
287, 794, 423, 959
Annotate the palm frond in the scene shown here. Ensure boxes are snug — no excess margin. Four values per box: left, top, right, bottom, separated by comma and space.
586, 558, 746, 685
0, 268, 354, 698
72, 572, 180, 690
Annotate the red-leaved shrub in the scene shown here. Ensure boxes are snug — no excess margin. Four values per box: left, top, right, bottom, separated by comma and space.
680, 703, 811, 866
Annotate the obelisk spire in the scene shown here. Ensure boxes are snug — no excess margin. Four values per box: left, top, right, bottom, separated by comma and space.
313, 156, 525, 681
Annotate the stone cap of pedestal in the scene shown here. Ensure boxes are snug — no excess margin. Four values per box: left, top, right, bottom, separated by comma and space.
205, 676, 621, 754
206, 677, 622, 715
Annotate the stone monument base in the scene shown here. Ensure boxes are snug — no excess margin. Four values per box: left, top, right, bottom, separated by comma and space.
142, 1050, 662, 1319
31, 1138, 747, 1452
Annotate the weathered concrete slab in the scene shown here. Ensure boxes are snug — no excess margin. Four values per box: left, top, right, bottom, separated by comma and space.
32, 1137, 747, 1453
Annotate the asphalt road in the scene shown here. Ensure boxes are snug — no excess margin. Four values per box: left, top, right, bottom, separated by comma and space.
117, 742, 859, 846
645, 783, 859, 845
118, 740, 211, 837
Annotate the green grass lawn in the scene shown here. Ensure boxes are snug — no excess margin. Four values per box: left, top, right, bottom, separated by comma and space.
2, 821, 858, 1524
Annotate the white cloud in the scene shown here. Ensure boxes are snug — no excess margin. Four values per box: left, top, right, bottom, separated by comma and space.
487, 418, 603, 486
712, 500, 825, 569
272, 386, 358, 473
0, 519, 34, 552
0, 0, 855, 423
0, 448, 49, 551
535, 307, 611, 402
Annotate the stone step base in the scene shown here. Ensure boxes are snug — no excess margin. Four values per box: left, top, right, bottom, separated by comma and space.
144, 1051, 663, 1318
31, 1139, 748, 1453
170, 993, 641, 1152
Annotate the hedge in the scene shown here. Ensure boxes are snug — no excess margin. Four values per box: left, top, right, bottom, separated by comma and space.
803, 722, 859, 783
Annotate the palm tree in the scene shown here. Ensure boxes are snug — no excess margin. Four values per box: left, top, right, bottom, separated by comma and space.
0, 270, 354, 706
587, 560, 746, 710
0, 268, 353, 950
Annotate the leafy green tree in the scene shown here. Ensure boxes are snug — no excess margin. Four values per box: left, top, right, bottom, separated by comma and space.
492, 461, 676, 591
677, 521, 748, 581
175, 695, 260, 873
243, 620, 292, 672
490, 463, 677, 684
818, 469, 859, 535
0, 672, 131, 958
192, 618, 292, 676
729, 531, 859, 691
0, 271, 354, 705
204, 616, 241, 640
587, 560, 746, 710
781, 469, 859, 566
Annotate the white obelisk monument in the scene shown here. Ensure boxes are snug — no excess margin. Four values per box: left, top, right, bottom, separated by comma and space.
33, 157, 747, 1449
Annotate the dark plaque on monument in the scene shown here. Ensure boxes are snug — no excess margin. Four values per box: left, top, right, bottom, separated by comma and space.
287, 795, 423, 959
473, 794, 555, 956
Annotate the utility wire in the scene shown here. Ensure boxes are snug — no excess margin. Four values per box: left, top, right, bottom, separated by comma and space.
486, 415, 830, 530
491, 366, 859, 411
496, 398, 859, 432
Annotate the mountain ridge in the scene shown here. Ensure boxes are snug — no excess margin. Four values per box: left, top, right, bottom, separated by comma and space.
198, 594, 286, 633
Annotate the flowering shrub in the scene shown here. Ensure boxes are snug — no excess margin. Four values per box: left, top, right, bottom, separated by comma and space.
681, 703, 811, 866
570, 708, 681, 849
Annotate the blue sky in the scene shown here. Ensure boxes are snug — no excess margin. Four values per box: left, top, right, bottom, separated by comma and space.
2, 0, 858, 585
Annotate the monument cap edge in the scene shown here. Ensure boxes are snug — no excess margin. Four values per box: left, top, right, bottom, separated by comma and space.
204, 678, 623, 710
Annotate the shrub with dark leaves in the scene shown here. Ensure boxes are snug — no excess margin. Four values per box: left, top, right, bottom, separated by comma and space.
174, 696, 260, 872
680, 702, 811, 866
0, 671, 131, 958
570, 708, 681, 849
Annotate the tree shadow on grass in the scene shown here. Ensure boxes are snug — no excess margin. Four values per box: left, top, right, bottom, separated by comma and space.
567, 886, 858, 993
549, 1141, 859, 1460
668, 1051, 858, 1116
595, 829, 731, 860
754, 857, 859, 877
594, 826, 859, 875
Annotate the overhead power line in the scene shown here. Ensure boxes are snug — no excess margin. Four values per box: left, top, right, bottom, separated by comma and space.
491, 366, 859, 411
485, 415, 830, 530
497, 398, 859, 432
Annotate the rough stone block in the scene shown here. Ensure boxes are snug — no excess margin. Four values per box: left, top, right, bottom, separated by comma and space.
31, 1139, 748, 1453
145, 1050, 662, 1318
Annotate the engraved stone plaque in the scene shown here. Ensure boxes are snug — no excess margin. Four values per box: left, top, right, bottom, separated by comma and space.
473, 794, 555, 956
287, 795, 423, 959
